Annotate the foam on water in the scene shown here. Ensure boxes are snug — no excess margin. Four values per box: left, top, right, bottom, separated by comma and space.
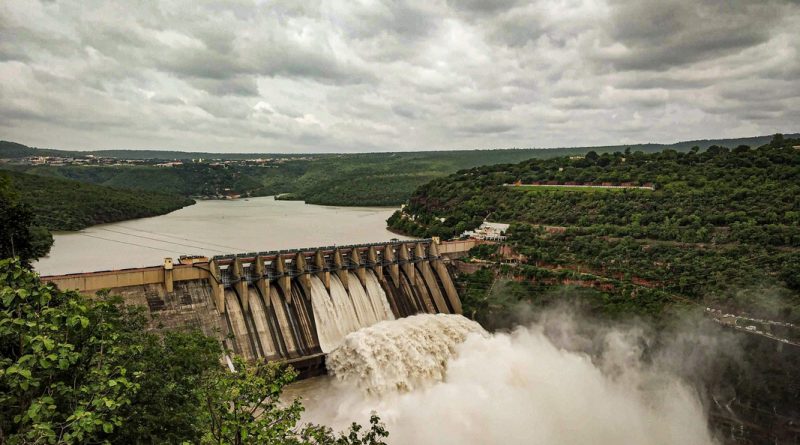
326, 313, 486, 393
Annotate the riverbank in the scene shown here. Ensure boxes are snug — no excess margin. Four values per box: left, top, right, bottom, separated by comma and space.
2, 169, 195, 231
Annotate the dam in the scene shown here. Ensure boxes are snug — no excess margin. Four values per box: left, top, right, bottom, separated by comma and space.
42, 239, 477, 375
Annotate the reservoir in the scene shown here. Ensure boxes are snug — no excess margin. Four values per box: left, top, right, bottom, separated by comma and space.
35, 196, 411, 275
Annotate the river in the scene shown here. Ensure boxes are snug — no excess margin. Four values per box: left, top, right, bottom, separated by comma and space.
34, 197, 412, 275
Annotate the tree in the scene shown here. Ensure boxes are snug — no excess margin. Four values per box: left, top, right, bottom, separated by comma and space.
0, 259, 389, 444
0, 259, 139, 444
111, 330, 222, 444
0, 175, 52, 263
198, 357, 388, 445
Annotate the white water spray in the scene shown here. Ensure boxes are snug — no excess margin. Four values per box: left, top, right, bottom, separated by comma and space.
327, 314, 485, 393
294, 314, 717, 445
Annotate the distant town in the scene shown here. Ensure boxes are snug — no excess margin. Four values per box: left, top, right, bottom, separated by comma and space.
1, 154, 318, 168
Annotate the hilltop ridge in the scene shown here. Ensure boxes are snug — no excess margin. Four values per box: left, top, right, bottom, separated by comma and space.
2, 134, 797, 208
3, 134, 798, 160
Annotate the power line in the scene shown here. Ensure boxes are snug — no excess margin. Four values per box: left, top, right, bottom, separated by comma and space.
94, 228, 228, 254
112, 225, 247, 252
77, 233, 182, 254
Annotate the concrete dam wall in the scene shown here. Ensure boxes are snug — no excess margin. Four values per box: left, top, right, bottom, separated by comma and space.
43, 239, 473, 371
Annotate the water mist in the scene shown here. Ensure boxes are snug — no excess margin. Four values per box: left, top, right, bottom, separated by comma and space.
292, 313, 717, 445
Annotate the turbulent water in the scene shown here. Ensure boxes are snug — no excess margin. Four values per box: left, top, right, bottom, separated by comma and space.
310, 271, 396, 353
327, 314, 486, 393
291, 313, 716, 445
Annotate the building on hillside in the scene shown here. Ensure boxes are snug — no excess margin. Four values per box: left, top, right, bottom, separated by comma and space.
462, 221, 510, 241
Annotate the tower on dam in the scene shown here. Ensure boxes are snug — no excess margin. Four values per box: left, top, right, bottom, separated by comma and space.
43, 239, 473, 373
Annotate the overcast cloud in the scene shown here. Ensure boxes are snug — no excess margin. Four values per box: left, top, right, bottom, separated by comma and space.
1, 0, 798, 152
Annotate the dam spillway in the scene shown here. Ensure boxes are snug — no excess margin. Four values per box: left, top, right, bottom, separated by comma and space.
42, 239, 475, 373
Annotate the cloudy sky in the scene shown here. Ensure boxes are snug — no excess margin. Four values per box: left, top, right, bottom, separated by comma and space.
1, 0, 798, 152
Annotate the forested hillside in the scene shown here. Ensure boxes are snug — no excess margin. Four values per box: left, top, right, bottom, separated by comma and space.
0, 170, 194, 231
390, 135, 800, 320
4, 134, 796, 207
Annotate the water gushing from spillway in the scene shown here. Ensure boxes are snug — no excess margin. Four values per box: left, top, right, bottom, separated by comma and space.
310, 271, 397, 353
346, 271, 381, 327
326, 314, 485, 393
291, 313, 717, 445
309, 277, 347, 353
363, 271, 394, 322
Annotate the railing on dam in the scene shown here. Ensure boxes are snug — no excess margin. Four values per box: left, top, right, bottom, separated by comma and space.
41, 238, 478, 310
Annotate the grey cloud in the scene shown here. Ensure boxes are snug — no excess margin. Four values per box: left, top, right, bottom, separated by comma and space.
550, 95, 604, 111
597, 0, 786, 70
333, 0, 439, 40
392, 104, 420, 119
187, 76, 259, 97
457, 121, 517, 134
150, 95, 187, 106
0, 0, 797, 152
195, 97, 253, 120
488, 13, 546, 48
447, 0, 521, 14
158, 50, 242, 81
457, 93, 508, 111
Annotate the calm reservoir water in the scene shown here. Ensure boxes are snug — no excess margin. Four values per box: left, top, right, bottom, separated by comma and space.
35, 197, 411, 275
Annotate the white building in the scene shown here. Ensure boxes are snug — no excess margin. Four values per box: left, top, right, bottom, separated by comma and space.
462, 222, 510, 241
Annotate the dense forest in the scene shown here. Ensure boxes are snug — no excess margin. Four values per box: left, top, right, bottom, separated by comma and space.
4, 134, 796, 207
0, 170, 194, 231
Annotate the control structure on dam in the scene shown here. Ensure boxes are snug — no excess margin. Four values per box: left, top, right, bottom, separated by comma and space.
43, 239, 476, 374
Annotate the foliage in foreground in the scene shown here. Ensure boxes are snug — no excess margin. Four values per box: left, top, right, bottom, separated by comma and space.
0, 259, 387, 444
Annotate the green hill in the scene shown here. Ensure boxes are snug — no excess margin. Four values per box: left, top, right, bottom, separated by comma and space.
390, 134, 800, 319
0, 170, 194, 231
3, 133, 797, 207
4, 134, 797, 160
